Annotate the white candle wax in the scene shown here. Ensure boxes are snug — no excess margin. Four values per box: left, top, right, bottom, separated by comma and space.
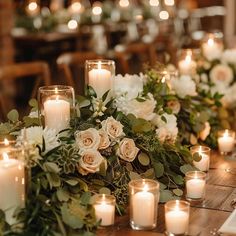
94, 202, 115, 226
178, 58, 196, 75
202, 39, 222, 61
132, 191, 155, 227
44, 99, 70, 133
218, 136, 235, 153
165, 210, 189, 234
193, 153, 209, 172
0, 158, 25, 225
88, 68, 112, 98
186, 178, 205, 199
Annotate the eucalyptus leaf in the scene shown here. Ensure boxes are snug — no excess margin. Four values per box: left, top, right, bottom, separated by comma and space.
142, 168, 155, 179
153, 162, 164, 178
172, 175, 184, 185
99, 187, 111, 195
193, 153, 202, 162
138, 152, 150, 166
159, 190, 175, 203
57, 188, 70, 202
7, 109, 19, 122
43, 162, 61, 174
180, 164, 197, 174
46, 173, 61, 188
80, 192, 91, 205
65, 179, 79, 186
129, 171, 141, 180
173, 189, 183, 196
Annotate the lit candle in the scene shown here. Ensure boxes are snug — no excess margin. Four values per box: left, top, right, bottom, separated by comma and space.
202, 36, 223, 61
26, 1, 40, 17
44, 89, 70, 133
0, 152, 25, 225
132, 188, 155, 227
119, 0, 130, 8
191, 145, 210, 172
218, 129, 235, 154
93, 194, 115, 226
165, 200, 189, 235
178, 51, 197, 75
50, 0, 64, 12
69, 0, 84, 15
88, 62, 112, 98
185, 171, 206, 200
129, 179, 159, 230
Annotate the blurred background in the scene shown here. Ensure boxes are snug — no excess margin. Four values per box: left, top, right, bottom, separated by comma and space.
0, 0, 233, 120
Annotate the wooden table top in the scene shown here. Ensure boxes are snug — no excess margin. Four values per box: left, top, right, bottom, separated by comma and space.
98, 152, 236, 236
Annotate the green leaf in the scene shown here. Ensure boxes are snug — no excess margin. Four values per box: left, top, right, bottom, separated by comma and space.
29, 98, 38, 109
129, 171, 141, 180
99, 187, 111, 195
173, 189, 183, 197
65, 179, 79, 186
153, 162, 164, 178
193, 153, 202, 162
172, 175, 184, 185
57, 188, 70, 202
43, 162, 61, 174
7, 109, 19, 122
159, 190, 175, 203
102, 90, 110, 101
80, 192, 91, 205
142, 168, 155, 179
46, 173, 61, 188
138, 152, 150, 166
180, 164, 197, 174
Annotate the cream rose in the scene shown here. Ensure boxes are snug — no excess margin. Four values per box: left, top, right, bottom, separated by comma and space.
210, 64, 233, 86
78, 149, 104, 175
199, 122, 211, 141
117, 138, 139, 162
98, 130, 111, 150
75, 128, 100, 150
167, 100, 181, 114
101, 117, 124, 139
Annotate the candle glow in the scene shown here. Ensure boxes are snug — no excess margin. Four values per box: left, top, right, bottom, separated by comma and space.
119, 0, 129, 8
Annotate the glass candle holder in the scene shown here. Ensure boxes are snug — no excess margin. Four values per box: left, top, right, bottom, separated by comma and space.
201, 32, 223, 61
178, 49, 197, 75
38, 85, 75, 134
85, 60, 115, 99
218, 129, 235, 155
190, 145, 211, 172
159, 69, 178, 90
185, 171, 206, 201
129, 179, 160, 230
93, 194, 116, 226
0, 140, 26, 225
165, 200, 190, 236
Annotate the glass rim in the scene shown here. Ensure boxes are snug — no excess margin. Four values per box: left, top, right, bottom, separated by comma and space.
85, 59, 115, 65
129, 178, 160, 191
218, 129, 235, 136
165, 199, 190, 210
190, 145, 211, 152
93, 194, 116, 204
185, 170, 207, 178
38, 85, 74, 92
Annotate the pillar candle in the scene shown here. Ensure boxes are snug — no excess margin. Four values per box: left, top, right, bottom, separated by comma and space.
132, 191, 155, 227
44, 98, 70, 133
0, 154, 25, 225
88, 66, 112, 98
94, 202, 115, 226
218, 131, 235, 153
186, 178, 205, 199
165, 209, 189, 234
178, 55, 197, 75
202, 38, 222, 61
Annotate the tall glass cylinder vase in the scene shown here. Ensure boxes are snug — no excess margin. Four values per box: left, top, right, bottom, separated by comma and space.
38, 85, 75, 134
85, 60, 115, 99
0, 140, 26, 225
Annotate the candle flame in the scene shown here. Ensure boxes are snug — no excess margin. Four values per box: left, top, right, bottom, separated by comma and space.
208, 38, 214, 46
28, 2, 38, 11
98, 61, 102, 70
185, 55, 192, 63
149, 0, 159, 7
223, 129, 229, 138
55, 87, 58, 94
119, 0, 129, 7
4, 138, 9, 146
174, 200, 180, 211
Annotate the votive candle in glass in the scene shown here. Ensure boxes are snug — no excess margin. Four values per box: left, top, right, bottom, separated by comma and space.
93, 194, 116, 226
185, 171, 206, 201
129, 179, 159, 230
217, 129, 235, 155
201, 32, 223, 61
178, 49, 197, 75
165, 200, 190, 236
85, 60, 115, 99
0, 141, 26, 225
190, 145, 211, 172
38, 85, 75, 134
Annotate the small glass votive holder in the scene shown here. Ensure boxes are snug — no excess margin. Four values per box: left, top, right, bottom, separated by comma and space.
85, 60, 115, 98
185, 171, 206, 202
165, 200, 190, 236
129, 179, 160, 230
0, 140, 26, 225
177, 49, 197, 76
201, 32, 223, 61
217, 129, 235, 155
190, 145, 211, 172
93, 194, 116, 227
38, 85, 75, 134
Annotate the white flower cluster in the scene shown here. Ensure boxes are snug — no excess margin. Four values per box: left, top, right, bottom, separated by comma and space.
75, 116, 139, 175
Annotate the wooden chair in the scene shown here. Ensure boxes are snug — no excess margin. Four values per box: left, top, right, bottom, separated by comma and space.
114, 41, 157, 74
0, 61, 51, 121
56, 51, 103, 94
